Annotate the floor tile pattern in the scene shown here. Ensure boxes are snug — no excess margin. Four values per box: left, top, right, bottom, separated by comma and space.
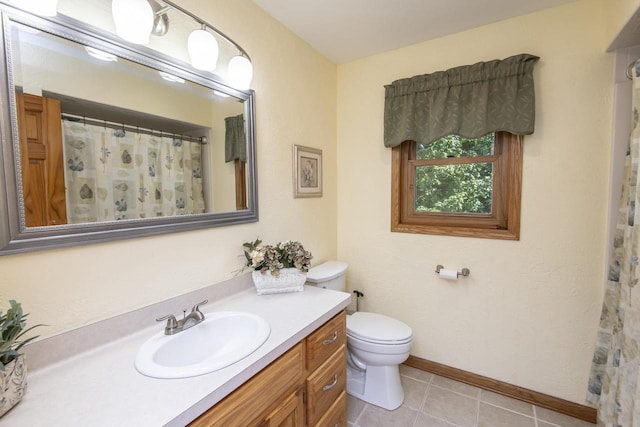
346, 365, 596, 427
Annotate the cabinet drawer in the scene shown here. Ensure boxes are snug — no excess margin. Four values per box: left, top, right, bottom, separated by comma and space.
313, 391, 346, 427
306, 312, 346, 372
306, 345, 346, 426
190, 342, 305, 427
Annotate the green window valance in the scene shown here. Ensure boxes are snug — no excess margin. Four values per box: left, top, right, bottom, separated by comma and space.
225, 114, 246, 162
383, 53, 540, 148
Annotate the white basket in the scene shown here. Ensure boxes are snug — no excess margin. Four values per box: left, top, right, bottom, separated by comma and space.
0, 355, 27, 418
252, 268, 306, 295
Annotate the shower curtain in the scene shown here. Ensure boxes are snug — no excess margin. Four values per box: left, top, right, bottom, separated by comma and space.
588, 62, 640, 426
62, 120, 205, 223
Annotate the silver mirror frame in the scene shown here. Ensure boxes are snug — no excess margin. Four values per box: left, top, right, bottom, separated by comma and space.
0, 4, 258, 255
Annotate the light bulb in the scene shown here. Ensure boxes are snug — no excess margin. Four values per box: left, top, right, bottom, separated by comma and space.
112, 0, 154, 45
188, 28, 219, 71
228, 55, 253, 90
13, 0, 58, 16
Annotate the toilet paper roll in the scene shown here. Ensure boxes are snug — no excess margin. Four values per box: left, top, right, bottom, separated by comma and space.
438, 269, 458, 280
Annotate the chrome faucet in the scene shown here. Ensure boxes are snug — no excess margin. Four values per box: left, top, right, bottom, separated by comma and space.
156, 299, 208, 335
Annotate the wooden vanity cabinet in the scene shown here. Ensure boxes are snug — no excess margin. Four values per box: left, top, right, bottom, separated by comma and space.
189, 311, 347, 427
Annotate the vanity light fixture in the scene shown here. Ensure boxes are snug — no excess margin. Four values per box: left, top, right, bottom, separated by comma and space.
158, 71, 184, 83
187, 25, 219, 72
12, 0, 58, 16
111, 0, 154, 45
84, 46, 118, 62
108, 0, 254, 89
227, 54, 254, 91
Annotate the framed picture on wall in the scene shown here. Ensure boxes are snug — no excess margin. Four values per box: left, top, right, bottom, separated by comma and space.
293, 145, 323, 198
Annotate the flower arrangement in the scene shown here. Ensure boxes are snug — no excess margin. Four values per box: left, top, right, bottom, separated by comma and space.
243, 238, 313, 277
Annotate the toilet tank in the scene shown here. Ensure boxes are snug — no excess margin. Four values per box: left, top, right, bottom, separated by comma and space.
306, 261, 348, 291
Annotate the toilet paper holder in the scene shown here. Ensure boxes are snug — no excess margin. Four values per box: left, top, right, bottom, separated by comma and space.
435, 264, 470, 277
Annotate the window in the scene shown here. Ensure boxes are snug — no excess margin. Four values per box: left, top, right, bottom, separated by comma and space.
391, 132, 522, 239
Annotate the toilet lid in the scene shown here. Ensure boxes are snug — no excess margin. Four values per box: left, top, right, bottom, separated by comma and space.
347, 312, 412, 344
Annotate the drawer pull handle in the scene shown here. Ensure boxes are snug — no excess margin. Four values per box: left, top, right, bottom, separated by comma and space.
323, 374, 338, 391
323, 331, 338, 346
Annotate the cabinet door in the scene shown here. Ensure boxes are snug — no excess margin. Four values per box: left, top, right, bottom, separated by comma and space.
259, 388, 304, 427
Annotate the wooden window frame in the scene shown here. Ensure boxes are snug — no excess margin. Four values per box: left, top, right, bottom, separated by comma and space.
391, 132, 522, 240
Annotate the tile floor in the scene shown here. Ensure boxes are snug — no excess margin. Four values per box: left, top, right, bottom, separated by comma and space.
346, 365, 596, 427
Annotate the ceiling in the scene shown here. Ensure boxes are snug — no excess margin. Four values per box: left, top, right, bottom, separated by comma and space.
252, 0, 577, 64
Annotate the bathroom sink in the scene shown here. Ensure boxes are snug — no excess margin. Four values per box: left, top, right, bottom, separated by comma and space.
135, 311, 270, 379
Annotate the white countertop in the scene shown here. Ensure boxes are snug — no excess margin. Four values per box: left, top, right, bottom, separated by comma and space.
1, 286, 351, 427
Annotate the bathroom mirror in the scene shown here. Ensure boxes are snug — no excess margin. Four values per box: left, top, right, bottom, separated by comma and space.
0, 2, 258, 255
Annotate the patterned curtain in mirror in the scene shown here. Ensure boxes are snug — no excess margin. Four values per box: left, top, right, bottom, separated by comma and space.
62, 121, 205, 223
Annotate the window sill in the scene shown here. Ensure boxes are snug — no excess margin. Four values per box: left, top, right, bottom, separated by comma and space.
390, 222, 519, 240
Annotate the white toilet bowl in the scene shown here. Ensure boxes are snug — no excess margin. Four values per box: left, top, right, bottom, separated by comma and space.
345, 311, 413, 410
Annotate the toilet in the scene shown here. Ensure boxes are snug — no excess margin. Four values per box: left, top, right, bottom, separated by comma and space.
306, 261, 413, 410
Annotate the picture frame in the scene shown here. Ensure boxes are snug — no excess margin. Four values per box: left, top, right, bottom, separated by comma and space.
293, 145, 323, 198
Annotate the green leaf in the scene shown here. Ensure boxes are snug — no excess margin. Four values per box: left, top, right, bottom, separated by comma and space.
0, 300, 44, 366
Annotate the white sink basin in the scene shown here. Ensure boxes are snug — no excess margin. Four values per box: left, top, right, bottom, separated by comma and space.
135, 311, 270, 379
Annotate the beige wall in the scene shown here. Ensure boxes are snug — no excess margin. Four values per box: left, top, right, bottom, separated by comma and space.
14, 35, 215, 126
0, 0, 337, 336
337, 0, 612, 404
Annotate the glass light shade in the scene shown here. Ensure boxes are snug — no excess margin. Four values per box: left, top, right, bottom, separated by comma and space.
227, 55, 253, 90
187, 29, 219, 71
112, 0, 154, 45
13, 0, 58, 16
158, 71, 185, 84
85, 46, 118, 62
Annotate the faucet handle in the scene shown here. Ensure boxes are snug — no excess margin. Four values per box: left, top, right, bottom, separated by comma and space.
189, 300, 208, 322
191, 299, 208, 313
156, 314, 178, 328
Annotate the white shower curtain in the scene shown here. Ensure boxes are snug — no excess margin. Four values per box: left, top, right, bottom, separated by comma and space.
62, 120, 205, 223
588, 62, 640, 426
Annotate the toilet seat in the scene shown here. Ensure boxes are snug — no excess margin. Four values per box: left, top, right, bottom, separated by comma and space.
347, 312, 412, 345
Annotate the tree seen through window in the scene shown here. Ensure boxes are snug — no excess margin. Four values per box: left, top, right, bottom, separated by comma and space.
414, 134, 495, 214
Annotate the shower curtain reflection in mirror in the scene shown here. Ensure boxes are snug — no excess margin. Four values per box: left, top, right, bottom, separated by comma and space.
62, 120, 205, 224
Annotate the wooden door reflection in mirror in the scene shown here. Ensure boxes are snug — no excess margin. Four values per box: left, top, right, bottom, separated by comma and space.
16, 93, 67, 226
